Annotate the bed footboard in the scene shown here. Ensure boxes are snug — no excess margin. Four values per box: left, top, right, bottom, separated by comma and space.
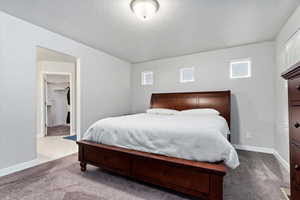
77, 140, 226, 200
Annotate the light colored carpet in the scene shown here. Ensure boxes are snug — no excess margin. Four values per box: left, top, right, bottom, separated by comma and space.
0, 151, 289, 200
37, 135, 78, 164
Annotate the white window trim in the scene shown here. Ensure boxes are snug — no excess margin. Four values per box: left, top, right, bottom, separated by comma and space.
141, 71, 153, 85
180, 67, 195, 83
230, 58, 252, 79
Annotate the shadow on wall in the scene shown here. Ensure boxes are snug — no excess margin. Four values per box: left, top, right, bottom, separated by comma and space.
231, 94, 240, 145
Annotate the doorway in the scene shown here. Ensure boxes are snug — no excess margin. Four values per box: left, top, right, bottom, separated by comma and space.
36, 47, 79, 162
43, 73, 72, 137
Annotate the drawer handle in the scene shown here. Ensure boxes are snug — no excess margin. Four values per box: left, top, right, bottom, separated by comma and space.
297, 85, 300, 91
295, 123, 300, 128
295, 164, 300, 170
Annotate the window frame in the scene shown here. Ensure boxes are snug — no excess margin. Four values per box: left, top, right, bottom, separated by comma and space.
230, 58, 252, 79
180, 67, 195, 83
141, 71, 154, 85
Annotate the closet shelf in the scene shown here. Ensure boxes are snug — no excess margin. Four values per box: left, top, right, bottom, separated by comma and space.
53, 88, 67, 91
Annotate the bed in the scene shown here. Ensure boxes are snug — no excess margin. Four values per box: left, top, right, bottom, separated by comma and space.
77, 91, 238, 200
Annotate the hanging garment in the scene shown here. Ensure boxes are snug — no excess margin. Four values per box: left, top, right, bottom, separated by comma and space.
66, 87, 70, 124
67, 87, 70, 105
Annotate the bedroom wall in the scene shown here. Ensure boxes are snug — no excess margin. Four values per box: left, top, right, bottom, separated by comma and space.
0, 11, 131, 170
131, 42, 276, 149
275, 5, 300, 164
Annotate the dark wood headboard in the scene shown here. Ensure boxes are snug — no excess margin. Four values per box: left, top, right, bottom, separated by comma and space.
150, 91, 231, 127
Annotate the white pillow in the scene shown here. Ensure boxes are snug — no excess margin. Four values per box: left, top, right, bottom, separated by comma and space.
146, 108, 179, 115
178, 108, 220, 116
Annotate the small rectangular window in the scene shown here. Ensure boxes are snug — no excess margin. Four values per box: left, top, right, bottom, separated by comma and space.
180, 67, 195, 83
230, 58, 251, 79
141, 71, 153, 85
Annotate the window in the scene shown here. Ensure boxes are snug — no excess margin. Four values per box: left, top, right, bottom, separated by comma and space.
141, 71, 153, 85
230, 58, 251, 79
180, 67, 195, 83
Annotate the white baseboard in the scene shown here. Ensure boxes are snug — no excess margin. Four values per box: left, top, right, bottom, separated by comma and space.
233, 144, 274, 154
234, 144, 290, 172
273, 150, 290, 172
0, 159, 40, 177
0, 143, 290, 177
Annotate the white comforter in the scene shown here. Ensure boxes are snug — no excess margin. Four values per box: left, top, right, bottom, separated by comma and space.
83, 113, 240, 169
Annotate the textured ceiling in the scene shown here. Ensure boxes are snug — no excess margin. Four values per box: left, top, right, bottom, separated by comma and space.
1, 0, 299, 63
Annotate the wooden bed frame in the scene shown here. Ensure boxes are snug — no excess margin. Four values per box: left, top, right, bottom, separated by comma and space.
77, 91, 231, 200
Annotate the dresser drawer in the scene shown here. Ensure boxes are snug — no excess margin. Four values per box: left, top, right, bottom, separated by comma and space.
289, 78, 300, 100
290, 104, 300, 143
291, 144, 300, 190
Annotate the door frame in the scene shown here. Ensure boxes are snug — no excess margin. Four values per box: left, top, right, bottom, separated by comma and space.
36, 46, 81, 141
41, 72, 73, 136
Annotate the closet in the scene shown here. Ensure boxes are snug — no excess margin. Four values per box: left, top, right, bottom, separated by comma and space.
45, 74, 71, 136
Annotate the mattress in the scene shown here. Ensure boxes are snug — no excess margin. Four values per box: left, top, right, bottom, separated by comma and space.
82, 113, 240, 169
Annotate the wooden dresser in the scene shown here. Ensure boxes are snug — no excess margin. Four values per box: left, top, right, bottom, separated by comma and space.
282, 61, 300, 200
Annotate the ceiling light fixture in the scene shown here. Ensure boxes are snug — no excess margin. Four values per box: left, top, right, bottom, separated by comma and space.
130, 0, 160, 21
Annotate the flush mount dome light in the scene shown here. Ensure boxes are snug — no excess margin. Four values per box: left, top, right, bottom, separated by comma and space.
130, 0, 160, 21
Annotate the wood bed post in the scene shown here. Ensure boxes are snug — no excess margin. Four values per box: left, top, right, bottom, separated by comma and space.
209, 175, 224, 200
78, 143, 87, 172
80, 162, 87, 172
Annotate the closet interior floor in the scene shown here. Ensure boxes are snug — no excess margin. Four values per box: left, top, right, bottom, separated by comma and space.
47, 125, 70, 136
